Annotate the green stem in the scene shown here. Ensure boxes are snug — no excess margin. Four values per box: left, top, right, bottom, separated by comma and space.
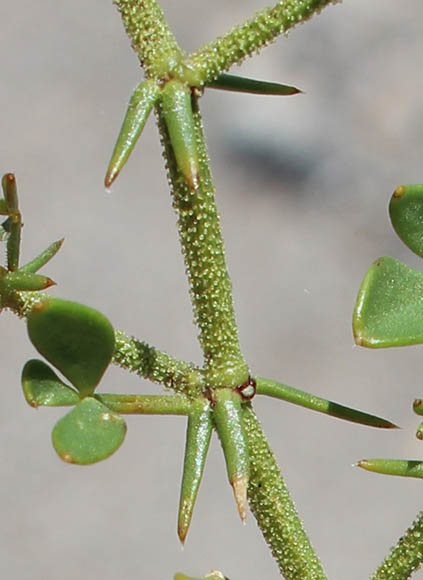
156, 97, 249, 388
243, 404, 327, 580
371, 511, 423, 580
113, 330, 205, 396
114, 0, 183, 79
186, 0, 338, 85
96, 393, 192, 415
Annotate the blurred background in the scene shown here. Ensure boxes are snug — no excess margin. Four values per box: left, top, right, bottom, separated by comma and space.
1, 1, 423, 578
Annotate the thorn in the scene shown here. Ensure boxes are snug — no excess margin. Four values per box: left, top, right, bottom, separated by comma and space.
231, 475, 248, 524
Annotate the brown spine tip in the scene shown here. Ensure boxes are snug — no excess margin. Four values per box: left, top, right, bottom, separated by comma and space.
232, 475, 248, 524
393, 185, 406, 199
177, 497, 192, 546
104, 168, 119, 190
44, 277, 57, 289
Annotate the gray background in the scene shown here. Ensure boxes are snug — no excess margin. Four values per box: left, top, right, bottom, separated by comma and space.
1, 1, 423, 579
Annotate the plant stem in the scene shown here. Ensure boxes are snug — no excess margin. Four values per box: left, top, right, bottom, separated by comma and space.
243, 404, 327, 580
156, 97, 249, 388
113, 330, 205, 396
371, 511, 423, 580
114, 0, 183, 78
96, 393, 192, 414
186, 0, 339, 85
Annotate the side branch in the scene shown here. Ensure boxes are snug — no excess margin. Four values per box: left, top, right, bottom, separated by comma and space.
187, 0, 338, 85
113, 330, 205, 396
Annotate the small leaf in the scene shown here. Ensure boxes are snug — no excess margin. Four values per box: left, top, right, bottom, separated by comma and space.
178, 400, 212, 545
27, 298, 115, 396
207, 73, 301, 96
21, 359, 79, 407
214, 388, 249, 523
160, 80, 200, 190
1, 271, 55, 292
105, 79, 159, 188
389, 185, 423, 258
20, 239, 64, 273
357, 458, 423, 478
353, 256, 423, 347
256, 377, 398, 428
52, 397, 127, 465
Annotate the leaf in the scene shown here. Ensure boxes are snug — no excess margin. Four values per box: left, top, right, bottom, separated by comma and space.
207, 73, 301, 96
178, 401, 212, 545
389, 185, 423, 258
357, 459, 423, 478
353, 256, 423, 347
27, 298, 115, 396
21, 359, 80, 407
160, 80, 199, 190
255, 377, 398, 428
105, 79, 159, 188
52, 397, 127, 465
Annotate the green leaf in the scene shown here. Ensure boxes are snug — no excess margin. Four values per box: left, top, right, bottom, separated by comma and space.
255, 377, 398, 428
207, 73, 301, 96
160, 80, 200, 190
353, 256, 423, 347
21, 359, 80, 407
52, 397, 127, 465
20, 239, 64, 273
27, 298, 115, 396
178, 400, 212, 545
389, 185, 423, 258
105, 79, 160, 188
357, 458, 423, 478
214, 388, 249, 523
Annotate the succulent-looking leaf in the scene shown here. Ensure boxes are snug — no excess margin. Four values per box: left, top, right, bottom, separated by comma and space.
1, 271, 55, 292
353, 256, 423, 348
27, 298, 115, 397
389, 185, 423, 258
357, 459, 423, 478
178, 401, 212, 545
207, 73, 301, 96
213, 388, 249, 523
21, 359, 80, 407
256, 377, 398, 428
2, 173, 18, 212
105, 79, 160, 188
20, 239, 64, 273
160, 80, 200, 190
52, 397, 127, 465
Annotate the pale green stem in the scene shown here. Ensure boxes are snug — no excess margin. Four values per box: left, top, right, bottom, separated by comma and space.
186, 0, 339, 85
113, 330, 205, 396
96, 393, 192, 415
243, 404, 327, 580
114, 0, 184, 78
371, 511, 423, 580
156, 98, 249, 388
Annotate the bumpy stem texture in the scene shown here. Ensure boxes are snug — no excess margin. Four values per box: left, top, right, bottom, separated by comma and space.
371, 512, 423, 580
156, 97, 249, 388
114, 0, 183, 78
189, 0, 339, 84
113, 330, 204, 396
243, 405, 327, 580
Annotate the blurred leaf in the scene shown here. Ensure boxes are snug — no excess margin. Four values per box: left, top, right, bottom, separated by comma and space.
27, 298, 115, 397
353, 257, 423, 347
52, 397, 127, 465
390, 185, 423, 258
22, 359, 79, 407
207, 73, 301, 96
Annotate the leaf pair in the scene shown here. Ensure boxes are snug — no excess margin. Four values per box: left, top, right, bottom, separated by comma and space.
353, 184, 423, 478
354, 185, 423, 348
105, 74, 301, 189
23, 297, 125, 465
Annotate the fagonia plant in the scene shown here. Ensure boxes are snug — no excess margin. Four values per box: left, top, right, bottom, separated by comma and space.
2, 1, 423, 579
